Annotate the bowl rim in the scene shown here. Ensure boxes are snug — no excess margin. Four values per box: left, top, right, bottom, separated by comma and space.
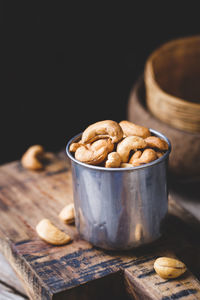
145, 35, 200, 109
66, 129, 171, 172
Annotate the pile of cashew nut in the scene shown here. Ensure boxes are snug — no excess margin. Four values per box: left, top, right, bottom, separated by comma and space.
70, 120, 169, 168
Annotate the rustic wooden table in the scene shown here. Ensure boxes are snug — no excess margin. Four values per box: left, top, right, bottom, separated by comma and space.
0, 151, 200, 299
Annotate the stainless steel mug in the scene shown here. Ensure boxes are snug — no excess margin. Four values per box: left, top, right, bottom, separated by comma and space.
66, 129, 171, 250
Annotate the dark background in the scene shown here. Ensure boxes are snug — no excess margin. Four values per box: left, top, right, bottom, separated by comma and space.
1, 2, 200, 165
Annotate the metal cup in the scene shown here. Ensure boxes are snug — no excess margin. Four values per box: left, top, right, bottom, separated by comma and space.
66, 129, 171, 250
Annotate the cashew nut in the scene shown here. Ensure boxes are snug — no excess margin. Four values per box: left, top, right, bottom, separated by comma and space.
119, 120, 151, 138
129, 150, 142, 164
154, 257, 186, 279
59, 203, 75, 224
74, 138, 114, 165
145, 136, 168, 151
90, 138, 114, 153
156, 151, 164, 158
75, 144, 108, 165
136, 148, 157, 164
21, 145, 44, 170
81, 120, 123, 144
105, 152, 121, 168
120, 163, 134, 168
69, 141, 83, 152
130, 160, 141, 167
130, 149, 157, 166
117, 136, 147, 163
36, 219, 71, 245
70, 138, 114, 154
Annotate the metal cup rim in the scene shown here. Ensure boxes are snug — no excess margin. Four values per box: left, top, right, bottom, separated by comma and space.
66, 128, 171, 172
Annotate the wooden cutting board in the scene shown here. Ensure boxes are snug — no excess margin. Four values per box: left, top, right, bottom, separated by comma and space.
0, 151, 200, 299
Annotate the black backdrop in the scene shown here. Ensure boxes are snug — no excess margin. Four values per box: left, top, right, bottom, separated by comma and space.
2, 2, 200, 164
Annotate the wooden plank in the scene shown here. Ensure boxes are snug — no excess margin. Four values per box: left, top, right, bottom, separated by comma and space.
0, 151, 200, 299
0, 282, 26, 300
0, 252, 26, 296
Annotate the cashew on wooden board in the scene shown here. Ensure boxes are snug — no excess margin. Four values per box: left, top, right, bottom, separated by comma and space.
36, 219, 71, 245
59, 203, 75, 224
21, 145, 45, 170
154, 257, 186, 279
70, 119, 169, 168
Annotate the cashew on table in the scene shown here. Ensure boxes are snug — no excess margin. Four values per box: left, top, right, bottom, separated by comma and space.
36, 219, 71, 245
21, 145, 45, 170
69, 120, 169, 168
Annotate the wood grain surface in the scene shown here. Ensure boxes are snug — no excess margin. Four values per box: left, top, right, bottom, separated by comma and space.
0, 151, 200, 299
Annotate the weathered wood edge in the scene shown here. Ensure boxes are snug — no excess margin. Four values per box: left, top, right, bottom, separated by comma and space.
0, 237, 53, 299
0, 252, 27, 297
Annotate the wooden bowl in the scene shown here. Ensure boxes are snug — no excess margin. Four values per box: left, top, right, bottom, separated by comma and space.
144, 35, 200, 133
128, 75, 200, 181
